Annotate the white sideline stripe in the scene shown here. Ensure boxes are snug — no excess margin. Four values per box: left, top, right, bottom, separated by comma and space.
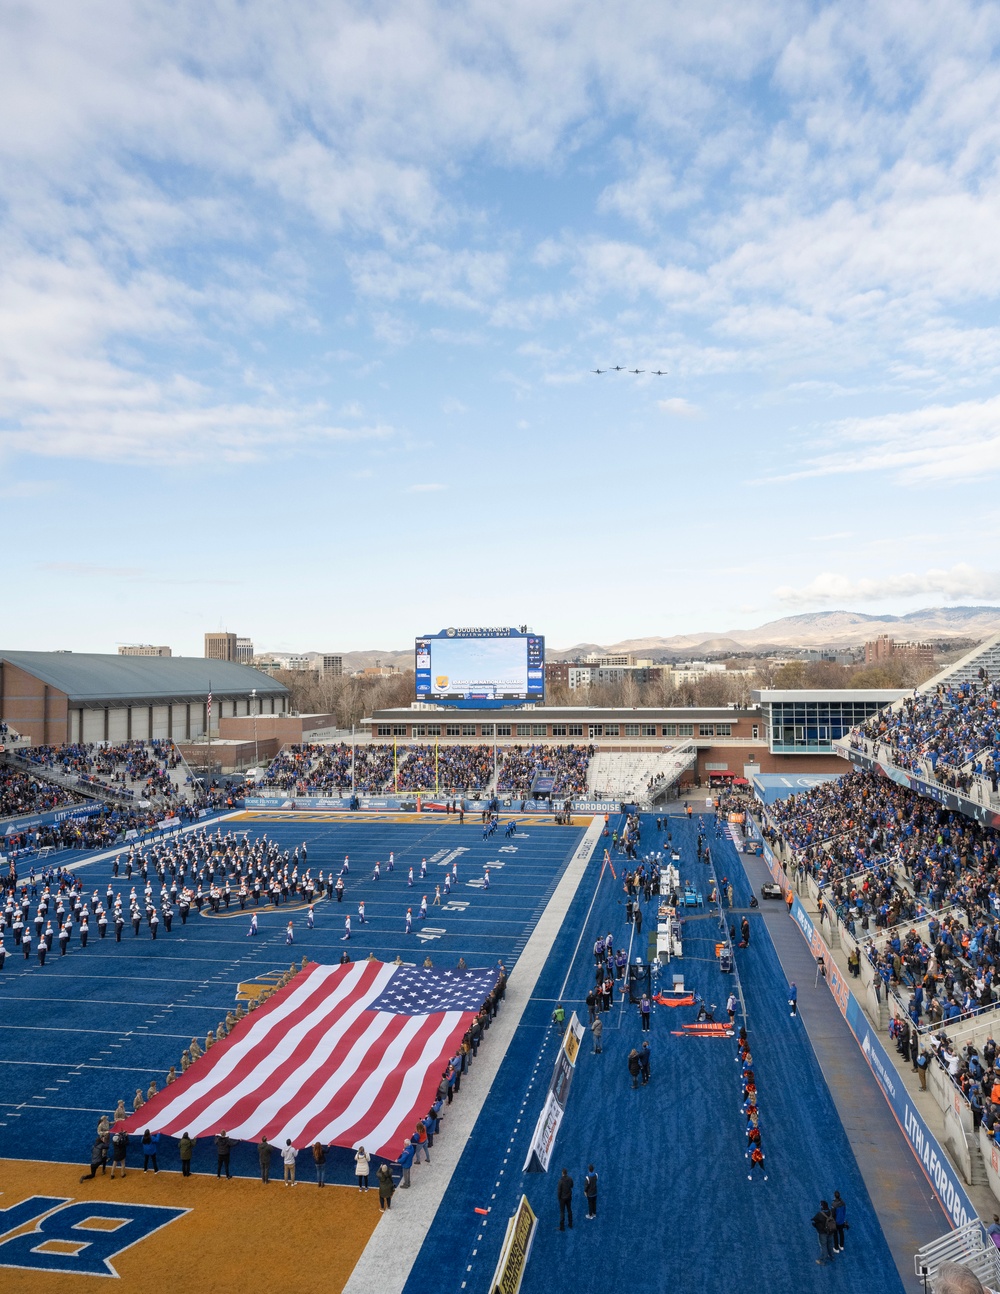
342, 815, 605, 1294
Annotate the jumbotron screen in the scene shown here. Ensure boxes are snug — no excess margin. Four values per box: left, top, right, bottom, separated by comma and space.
415, 628, 544, 707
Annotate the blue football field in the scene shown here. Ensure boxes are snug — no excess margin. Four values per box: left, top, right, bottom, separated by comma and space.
0, 812, 582, 1182
0, 808, 915, 1291
404, 811, 909, 1294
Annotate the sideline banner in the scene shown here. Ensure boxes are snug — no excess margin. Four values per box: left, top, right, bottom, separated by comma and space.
790, 895, 976, 1230
523, 1091, 563, 1173
562, 1012, 585, 1066
4, 801, 103, 836
570, 800, 620, 813
524, 1013, 586, 1171
849, 747, 1000, 831
489, 1194, 537, 1294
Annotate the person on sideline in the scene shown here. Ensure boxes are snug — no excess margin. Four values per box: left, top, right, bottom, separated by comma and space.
812, 1200, 836, 1265
178, 1132, 196, 1177
355, 1145, 371, 1191
282, 1139, 298, 1185
831, 1191, 847, 1252
258, 1136, 272, 1183
557, 1168, 574, 1230
377, 1161, 395, 1210
583, 1165, 598, 1219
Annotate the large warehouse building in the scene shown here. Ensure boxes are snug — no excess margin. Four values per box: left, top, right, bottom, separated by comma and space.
0, 651, 289, 746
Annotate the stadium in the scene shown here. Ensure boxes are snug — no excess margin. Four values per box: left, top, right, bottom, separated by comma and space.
2, 627, 1000, 1294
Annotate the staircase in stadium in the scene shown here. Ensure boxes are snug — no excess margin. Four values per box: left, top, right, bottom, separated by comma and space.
914, 1219, 1000, 1291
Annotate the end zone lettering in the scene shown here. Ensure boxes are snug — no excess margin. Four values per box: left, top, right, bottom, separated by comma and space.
0, 1195, 187, 1277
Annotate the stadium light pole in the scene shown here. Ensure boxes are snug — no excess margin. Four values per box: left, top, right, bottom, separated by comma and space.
251, 689, 258, 769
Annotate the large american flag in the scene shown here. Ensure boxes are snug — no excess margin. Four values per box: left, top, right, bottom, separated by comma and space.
123, 960, 496, 1157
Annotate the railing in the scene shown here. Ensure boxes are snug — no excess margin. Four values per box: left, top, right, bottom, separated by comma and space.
1, 751, 125, 807
842, 733, 1000, 820
915, 1219, 1000, 1288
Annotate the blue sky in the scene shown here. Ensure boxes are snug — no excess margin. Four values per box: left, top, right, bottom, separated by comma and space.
4, 0, 1000, 654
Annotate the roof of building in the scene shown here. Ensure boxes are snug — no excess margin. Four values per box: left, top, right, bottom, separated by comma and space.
752, 689, 908, 703
368, 704, 759, 721
0, 652, 288, 706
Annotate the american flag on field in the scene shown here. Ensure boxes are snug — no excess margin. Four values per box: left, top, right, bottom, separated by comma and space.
123, 960, 497, 1156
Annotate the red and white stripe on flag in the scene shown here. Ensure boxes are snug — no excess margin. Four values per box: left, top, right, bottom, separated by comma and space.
123, 960, 489, 1157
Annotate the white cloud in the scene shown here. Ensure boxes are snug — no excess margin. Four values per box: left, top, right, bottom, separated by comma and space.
406, 482, 446, 492
658, 397, 700, 418
349, 245, 508, 311
774, 563, 1000, 608
1, 403, 393, 466
773, 396, 1000, 485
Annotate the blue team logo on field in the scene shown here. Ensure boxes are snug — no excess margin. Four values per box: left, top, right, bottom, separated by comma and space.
0, 1195, 187, 1276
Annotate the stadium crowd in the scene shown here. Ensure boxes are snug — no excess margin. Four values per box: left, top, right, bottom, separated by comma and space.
497, 744, 591, 796
0, 768, 88, 819
256, 741, 592, 798
764, 768, 1000, 1028
854, 675, 1000, 793
20, 740, 183, 803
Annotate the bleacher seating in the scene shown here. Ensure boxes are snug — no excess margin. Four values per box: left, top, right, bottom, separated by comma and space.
496, 744, 590, 797
764, 767, 1000, 1029
16, 741, 190, 806
0, 767, 89, 820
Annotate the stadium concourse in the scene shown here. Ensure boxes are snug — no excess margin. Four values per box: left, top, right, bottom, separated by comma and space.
0, 786, 931, 1294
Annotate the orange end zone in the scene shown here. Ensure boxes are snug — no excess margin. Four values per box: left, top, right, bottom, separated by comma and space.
0, 1159, 380, 1294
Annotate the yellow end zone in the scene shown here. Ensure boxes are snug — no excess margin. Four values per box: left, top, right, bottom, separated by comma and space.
230, 810, 593, 826
0, 1159, 380, 1293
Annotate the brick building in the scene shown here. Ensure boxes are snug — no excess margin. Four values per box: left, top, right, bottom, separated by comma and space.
0, 651, 288, 746
863, 634, 934, 669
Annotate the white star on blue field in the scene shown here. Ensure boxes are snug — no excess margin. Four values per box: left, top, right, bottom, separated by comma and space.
372, 966, 499, 1015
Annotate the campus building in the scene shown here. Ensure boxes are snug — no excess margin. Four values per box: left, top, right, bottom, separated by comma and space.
863, 634, 934, 669
0, 651, 289, 746
118, 644, 172, 657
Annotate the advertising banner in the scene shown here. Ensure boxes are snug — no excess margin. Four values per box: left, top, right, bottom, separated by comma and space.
849, 748, 1000, 830
525, 1014, 586, 1171
570, 800, 620, 814
523, 1091, 564, 1174
562, 1012, 585, 1067
242, 795, 418, 812
790, 895, 976, 1229
489, 1195, 537, 1294
3, 801, 103, 836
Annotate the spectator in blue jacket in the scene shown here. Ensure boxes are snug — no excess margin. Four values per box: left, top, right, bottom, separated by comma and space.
831, 1192, 847, 1253
397, 1139, 415, 1188
141, 1129, 160, 1173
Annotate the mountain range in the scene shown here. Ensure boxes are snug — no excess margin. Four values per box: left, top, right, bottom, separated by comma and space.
264, 606, 1000, 671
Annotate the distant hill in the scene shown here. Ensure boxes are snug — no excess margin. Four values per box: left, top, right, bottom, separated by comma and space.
263, 606, 1000, 668
607, 606, 1000, 655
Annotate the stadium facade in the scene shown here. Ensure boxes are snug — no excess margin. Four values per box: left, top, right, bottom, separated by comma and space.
365, 694, 902, 781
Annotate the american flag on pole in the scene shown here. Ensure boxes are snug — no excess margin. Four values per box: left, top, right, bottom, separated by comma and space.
123, 960, 497, 1156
